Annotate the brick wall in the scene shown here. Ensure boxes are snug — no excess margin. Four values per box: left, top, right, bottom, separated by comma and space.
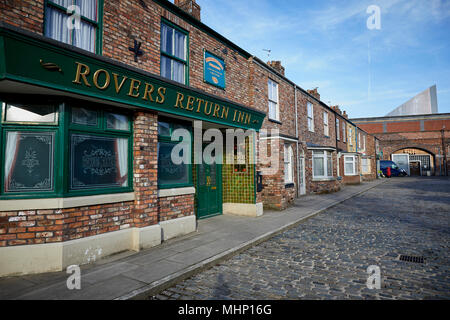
0, 0, 44, 34
158, 194, 195, 222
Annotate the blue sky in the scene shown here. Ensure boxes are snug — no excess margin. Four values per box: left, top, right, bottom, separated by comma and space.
188, 0, 450, 118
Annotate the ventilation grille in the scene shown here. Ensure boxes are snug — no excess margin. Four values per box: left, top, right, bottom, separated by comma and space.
399, 255, 425, 264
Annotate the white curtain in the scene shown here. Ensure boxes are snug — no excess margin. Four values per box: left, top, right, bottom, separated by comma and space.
52, 0, 71, 8
160, 55, 171, 79
116, 138, 128, 187
75, 21, 96, 52
174, 30, 185, 60
45, 7, 71, 45
173, 60, 185, 84
161, 23, 172, 54
4, 132, 19, 190
313, 157, 324, 177
77, 0, 98, 21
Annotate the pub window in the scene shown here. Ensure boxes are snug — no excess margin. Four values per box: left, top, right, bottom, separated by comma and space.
1, 102, 59, 195
157, 119, 192, 188
160, 20, 188, 85
0, 102, 132, 199
68, 108, 131, 191
44, 0, 103, 54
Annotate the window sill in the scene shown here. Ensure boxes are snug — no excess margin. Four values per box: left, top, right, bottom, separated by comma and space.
158, 187, 196, 198
285, 183, 295, 189
0, 192, 136, 211
312, 177, 336, 182
268, 118, 282, 125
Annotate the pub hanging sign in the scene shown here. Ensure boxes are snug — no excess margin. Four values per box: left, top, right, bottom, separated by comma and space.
204, 51, 226, 89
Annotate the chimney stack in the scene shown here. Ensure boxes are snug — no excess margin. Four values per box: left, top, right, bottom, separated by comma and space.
343, 111, 348, 119
174, 0, 201, 21
307, 88, 320, 101
267, 61, 285, 76
331, 105, 342, 115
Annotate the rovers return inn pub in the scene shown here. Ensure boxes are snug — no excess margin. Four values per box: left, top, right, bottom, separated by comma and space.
0, 0, 378, 277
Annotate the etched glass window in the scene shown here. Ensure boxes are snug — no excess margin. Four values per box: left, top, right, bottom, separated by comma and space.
157, 142, 190, 186
4, 131, 55, 193
106, 112, 129, 131
70, 134, 128, 190
4, 103, 57, 124
72, 107, 98, 126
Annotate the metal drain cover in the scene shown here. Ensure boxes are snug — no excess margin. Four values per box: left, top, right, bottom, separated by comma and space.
399, 255, 425, 264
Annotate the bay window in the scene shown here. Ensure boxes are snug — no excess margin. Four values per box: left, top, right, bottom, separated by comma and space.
313, 150, 333, 179
160, 20, 188, 85
44, 0, 103, 54
344, 155, 357, 176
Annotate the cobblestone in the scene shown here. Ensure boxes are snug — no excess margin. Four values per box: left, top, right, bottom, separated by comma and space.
151, 178, 450, 300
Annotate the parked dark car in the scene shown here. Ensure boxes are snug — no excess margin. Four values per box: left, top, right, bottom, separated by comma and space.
380, 160, 408, 177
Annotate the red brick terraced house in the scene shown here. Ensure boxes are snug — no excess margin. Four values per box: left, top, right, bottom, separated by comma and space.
0, 0, 378, 276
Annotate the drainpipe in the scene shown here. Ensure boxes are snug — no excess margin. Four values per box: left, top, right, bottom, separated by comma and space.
294, 85, 301, 197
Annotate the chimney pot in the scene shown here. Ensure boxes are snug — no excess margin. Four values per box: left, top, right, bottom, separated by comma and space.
267, 61, 285, 76
174, 0, 201, 20
307, 88, 320, 101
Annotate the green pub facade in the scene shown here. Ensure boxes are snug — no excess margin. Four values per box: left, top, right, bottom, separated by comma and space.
0, 0, 266, 276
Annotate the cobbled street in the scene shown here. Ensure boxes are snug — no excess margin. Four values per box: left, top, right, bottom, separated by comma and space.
153, 177, 450, 300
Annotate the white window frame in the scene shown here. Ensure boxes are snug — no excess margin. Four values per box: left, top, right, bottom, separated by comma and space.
307, 102, 314, 132
343, 122, 346, 143
312, 150, 333, 179
344, 155, 357, 176
361, 157, 371, 174
349, 127, 353, 146
284, 144, 294, 184
336, 118, 340, 140
323, 111, 329, 136
268, 79, 279, 121
363, 135, 366, 151
358, 132, 361, 149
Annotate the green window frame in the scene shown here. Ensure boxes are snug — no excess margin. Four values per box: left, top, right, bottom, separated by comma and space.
160, 18, 189, 85
44, 0, 104, 55
0, 101, 133, 200
157, 117, 193, 189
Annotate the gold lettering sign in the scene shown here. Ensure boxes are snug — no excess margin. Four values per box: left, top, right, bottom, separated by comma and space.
70, 62, 260, 129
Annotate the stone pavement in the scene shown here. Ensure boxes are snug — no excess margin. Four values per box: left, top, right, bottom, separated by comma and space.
0, 179, 384, 300
153, 177, 450, 300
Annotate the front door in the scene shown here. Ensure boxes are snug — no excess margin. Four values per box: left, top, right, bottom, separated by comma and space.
299, 154, 306, 195
196, 151, 222, 219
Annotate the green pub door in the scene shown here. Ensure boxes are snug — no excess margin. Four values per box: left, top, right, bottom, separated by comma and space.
196, 153, 222, 219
